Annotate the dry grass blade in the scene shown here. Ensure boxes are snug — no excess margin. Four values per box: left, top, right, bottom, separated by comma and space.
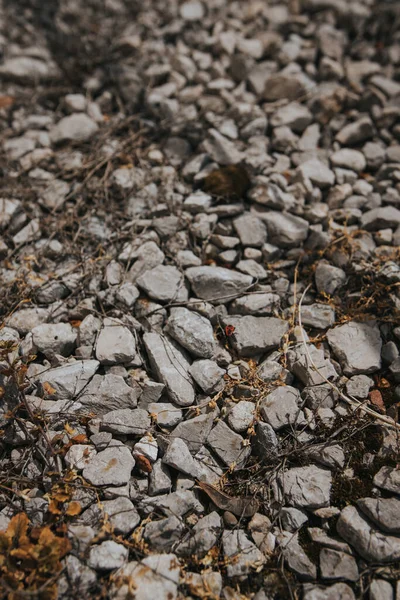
298, 284, 400, 431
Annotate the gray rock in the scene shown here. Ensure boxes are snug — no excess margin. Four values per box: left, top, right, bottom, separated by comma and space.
65, 444, 96, 471
31, 322, 76, 357
330, 149, 366, 172
171, 412, 215, 453
88, 540, 128, 570
336, 117, 374, 146
303, 583, 356, 600
369, 580, 394, 600
222, 530, 265, 578
101, 408, 151, 436
233, 214, 268, 248
270, 102, 312, 133
79, 374, 140, 414
40, 178, 70, 210
102, 497, 140, 535
50, 113, 99, 144
236, 259, 267, 279
82, 443, 135, 486
124, 241, 165, 281
110, 554, 180, 600
307, 528, 352, 555
373, 466, 400, 495
337, 505, 400, 562
139, 380, 165, 408
143, 332, 195, 406
143, 516, 185, 551
165, 307, 215, 358
363, 142, 386, 171
253, 422, 279, 458
137, 265, 187, 303
0, 56, 59, 83
227, 401, 255, 433
13, 219, 40, 245
96, 320, 136, 365
61, 555, 97, 594
327, 321, 382, 375
260, 211, 309, 248
288, 344, 338, 387
278, 531, 317, 580
177, 511, 222, 556
260, 386, 305, 431
207, 420, 251, 469
299, 303, 336, 329
319, 548, 358, 582
203, 129, 243, 165
139, 490, 203, 517
185, 266, 253, 303
162, 438, 199, 477
147, 403, 182, 428
221, 315, 288, 357
315, 262, 346, 296
357, 497, 400, 534
361, 206, 400, 231
36, 360, 99, 399
345, 374, 374, 398
279, 508, 308, 532
297, 158, 335, 188
229, 293, 280, 316
278, 466, 332, 509
189, 359, 225, 394
148, 460, 172, 496
184, 572, 222, 599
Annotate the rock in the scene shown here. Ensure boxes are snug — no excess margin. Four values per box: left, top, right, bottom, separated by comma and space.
143, 516, 185, 551
96, 320, 136, 365
203, 129, 243, 165
222, 530, 265, 577
82, 443, 135, 486
233, 214, 267, 248
185, 572, 222, 599
36, 360, 99, 400
346, 374, 373, 399
102, 497, 140, 535
336, 117, 374, 146
0, 56, 58, 83
101, 408, 151, 436
373, 466, 400, 495
13, 219, 40, 245
165, 307, 215, 358
229, 293, 280, 316
88, 540, 128, 571
79, 374, 139, 414
207, 420, 251, 469
280, 508, 308, 532
270, 102, 312, 133
186, 266, 253, 303
122, 241, 164, 280
330, 149, 366, 172
260, 212, 309, 248
278, 466, 332, 509
278, 531, 317, 580
110, 554, 180, 600
299, 304, 336, 329
361, 206, 400, 231
319, 548, 358, 582
148, 460, 172, 496
143, 333, 195, 406
369, 580, 394, 600
227, 401, 255, 433
303, 583, 356, 600
327, 321, 382, 375
189, 359, 225, 394
180, 1, 205, 21
177, 511, 222, 556
171, 412, 215, 453
357, 497, 400, 534
40, 179, 70, 210
147, 403, 182, 428
137, 265, 187, 303
50, 113, 99, 144
65, 444, 96, 471
31, 323, 76, 357
139, 490, 202, 517
297, 159, 335, 188
162, 438, 199, 477
253, 422, 279, 458
260, 386, 305, 430
337, 506, 400, 562
315, 262, 346, 296
220, 315, 288, 357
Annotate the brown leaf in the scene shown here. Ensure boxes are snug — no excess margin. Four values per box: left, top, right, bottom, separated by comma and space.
135, 454, 153, 473
0, 95, 14, 109
369, 389, 385, 413
42, 381, 57, 396
7, 513, 29, 544
65, 501, 82, 516
196, 481, 259, 517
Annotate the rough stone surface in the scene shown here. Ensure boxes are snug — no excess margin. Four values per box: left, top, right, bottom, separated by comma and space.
327, 321, 382, 375
220, 315, 288, 357
278, 466, 332, 509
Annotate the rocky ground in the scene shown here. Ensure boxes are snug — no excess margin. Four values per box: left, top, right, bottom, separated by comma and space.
1, 0, 400, 598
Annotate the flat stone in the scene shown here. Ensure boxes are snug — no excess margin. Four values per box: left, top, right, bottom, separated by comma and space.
32, 323, 77, 357
143, 332, 195, 406
315, 262, 346, 296
369, 579, 394, 600
137, 265, 187, 303
165, 307, 215, 358
50, 113, 99, 144
147, 403, 182, 428
143, 516, 185, 551
330, 149, 366, 172
79, 374, 140, 415
361, 206, 400, 231
40, 178, 70, 210
65, 444, 96, 471
221, 315, 288, 357
303, 583, 356, 600
336, 117, 374, 146
278, 466, 332, 509
207, 420, 251, 469
171, 412, 215, 453
297, 159, 335, 188
177, 511, 222, 557
139, 490, 203, 517
110, 554, 180, 600
180, 1, 205, 21
270, 102, 312, 133
102, 497, 140, 535
260, 386, 305, 431
203, 129, 243, 165
123, 241, 165, 280
252, 422, 279, 458
319, 548, 358, 582
280, 508, 308, 532
189, 359, 225, 394
96, 320, 136, 365
88, 540, 128, 571
278, 531, 317, 580
83, 444, 135, 486
337, 505, 400, 562
345, 374, 373, 399
233, 214, 268, 247
101, 408, 151, 436
222, 530, 265, 578
186, 266, 253, 303
373, 466, 400, 495
162, 438, 199, 477
260, 211, 309, 248
357, 497, 400, 534
0, 56, 59, 83
227, 401, 256, 433
36, 360, 99, 399
299, 303, 336, 329
229, 293, 280, 316
148, 460, 172, 496
327, 321, 382, 375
